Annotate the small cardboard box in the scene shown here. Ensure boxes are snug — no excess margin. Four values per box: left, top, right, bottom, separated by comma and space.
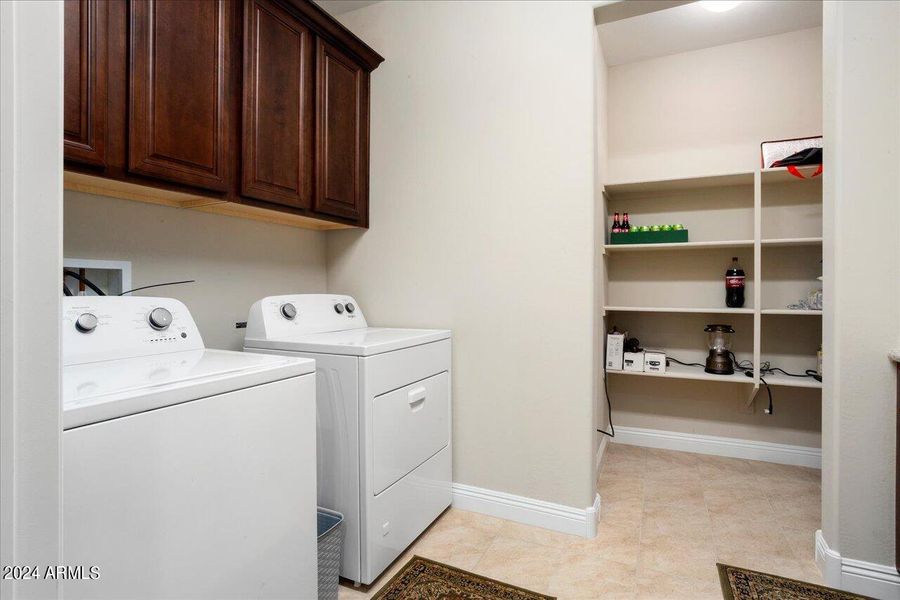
606, 332, 624, 371
623, 351, 645, 372
644, 351, 666, 373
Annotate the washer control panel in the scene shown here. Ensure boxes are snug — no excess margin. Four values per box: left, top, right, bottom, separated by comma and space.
63, 296, 204, 366
245, 294, 368, 340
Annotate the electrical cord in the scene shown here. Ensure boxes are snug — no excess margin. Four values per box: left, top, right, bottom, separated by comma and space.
667, 356, 705, 368
760, 376, 774, 414
63, 269, 105, 296
119, 280, 196, 295
63, 283, 73, 296
596, 363, 615, 439
768, 367, 809, 378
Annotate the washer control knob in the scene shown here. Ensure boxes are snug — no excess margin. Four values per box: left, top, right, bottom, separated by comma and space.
148, 307, 173, 331
280, 303, 297, 320
334, 303, 345, 314
345, 303, 355, 314
75, 313, 99, 333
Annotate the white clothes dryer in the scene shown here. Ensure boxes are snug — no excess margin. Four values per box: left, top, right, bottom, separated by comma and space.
244, 294, 451, 585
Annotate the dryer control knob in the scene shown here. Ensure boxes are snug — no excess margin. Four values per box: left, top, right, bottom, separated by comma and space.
345, 303, 355, 314
148, 307, 173, 331
280, 303, 297, 320
75, 313, 98, 333
334, 303, 345, 314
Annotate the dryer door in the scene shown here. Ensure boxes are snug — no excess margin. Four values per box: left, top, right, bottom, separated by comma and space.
372, 372, 449, 495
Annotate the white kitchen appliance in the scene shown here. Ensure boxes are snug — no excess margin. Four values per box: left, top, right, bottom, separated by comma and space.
62, 296, 317, 600
243, 294, 452, 585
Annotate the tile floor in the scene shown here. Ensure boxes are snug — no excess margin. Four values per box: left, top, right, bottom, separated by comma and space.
339, 443, 822, 599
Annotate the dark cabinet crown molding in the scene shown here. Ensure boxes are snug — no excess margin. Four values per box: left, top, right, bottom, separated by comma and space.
275, 0, 384, 71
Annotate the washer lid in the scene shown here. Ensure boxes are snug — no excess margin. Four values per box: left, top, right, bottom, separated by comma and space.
245, 327, 451, 357
63, 349, 315, 429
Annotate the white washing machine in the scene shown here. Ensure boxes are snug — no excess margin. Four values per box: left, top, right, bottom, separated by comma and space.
244, 294, 452, 585
62, 296, 318, 600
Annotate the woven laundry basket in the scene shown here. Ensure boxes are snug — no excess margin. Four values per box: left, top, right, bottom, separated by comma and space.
317, 508, 344, 600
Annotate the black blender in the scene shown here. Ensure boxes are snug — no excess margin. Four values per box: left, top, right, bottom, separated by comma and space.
704, 324, 735, 375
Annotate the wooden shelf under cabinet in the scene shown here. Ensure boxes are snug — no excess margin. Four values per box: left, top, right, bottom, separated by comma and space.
64, 171, 353, 231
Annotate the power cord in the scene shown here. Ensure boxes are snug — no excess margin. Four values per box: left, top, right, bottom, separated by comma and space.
667, 356, 705, 368
63, 269, 105, 296
596, 363, 615, 439
761, 377, 774, 414
119, 280, 196, 296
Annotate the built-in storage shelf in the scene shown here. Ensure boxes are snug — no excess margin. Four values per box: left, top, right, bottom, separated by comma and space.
604, 306, 754, 315
603, 239, 754, 253
608, 362, 751, 384
608, 361, 822, 389
761, 372, 823, 389
601, 167, 823, 400
761, 165, 823, 183
605, 171, 754, 196
761, 237, 823, 247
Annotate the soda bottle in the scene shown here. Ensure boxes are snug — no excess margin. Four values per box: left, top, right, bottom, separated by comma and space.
622, 212, 631, 232
725, 257, 745, 308
612, 212, 621, 233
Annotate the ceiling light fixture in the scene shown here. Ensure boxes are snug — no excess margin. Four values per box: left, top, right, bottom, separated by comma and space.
698, 1, 744, 12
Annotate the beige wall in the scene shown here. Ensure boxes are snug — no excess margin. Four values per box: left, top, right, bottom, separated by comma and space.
607, 27, 823, 183
64, 192, 328, 351
328, 1, 598, 509
601, 25, 824, 450
822, 0, 899, 570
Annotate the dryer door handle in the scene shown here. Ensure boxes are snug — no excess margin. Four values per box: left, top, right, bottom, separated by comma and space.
407, 386, 427, 411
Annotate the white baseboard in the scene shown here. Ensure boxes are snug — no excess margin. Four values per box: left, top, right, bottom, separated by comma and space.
451, 483, 600, 539
612, 426, 822, 469
816, 530, 900, 599
596, 434, 610, 476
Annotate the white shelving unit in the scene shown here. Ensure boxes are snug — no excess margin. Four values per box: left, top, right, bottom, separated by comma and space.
762, 372, 823, 389
601, 167, 823, 395
761, 237, 823, 247
610, 362, 751, 385
760, 309, 822, 316
604, 306, 754, 315
603, 239, 754, 254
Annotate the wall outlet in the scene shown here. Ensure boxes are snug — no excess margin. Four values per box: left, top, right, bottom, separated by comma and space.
63, 258, 132, 296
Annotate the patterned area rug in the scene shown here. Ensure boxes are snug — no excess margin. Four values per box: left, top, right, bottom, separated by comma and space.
372, 556, 554, 600
718, 563, 875, 600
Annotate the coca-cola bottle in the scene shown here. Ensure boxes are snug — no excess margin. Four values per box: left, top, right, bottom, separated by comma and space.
725, 257, 745, 308
622, 212, 631, 232
612, 212, 621, 233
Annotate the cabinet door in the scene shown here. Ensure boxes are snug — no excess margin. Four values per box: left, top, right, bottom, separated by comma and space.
129, 0, 233, 192
315, 39, 369, 223
64, 0, 108, 167
241, 0, 314, 208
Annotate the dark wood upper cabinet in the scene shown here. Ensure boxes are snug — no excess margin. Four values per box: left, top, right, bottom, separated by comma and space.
64, 0, 108, 168
315, 39, 369, 223
64, 0, 383, 229
128, 0, 234, 192
242, 0, 314, 208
